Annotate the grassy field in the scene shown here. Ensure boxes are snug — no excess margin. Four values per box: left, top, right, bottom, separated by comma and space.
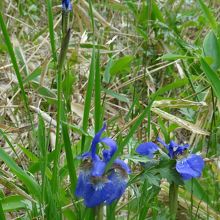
0, 0, 220, 219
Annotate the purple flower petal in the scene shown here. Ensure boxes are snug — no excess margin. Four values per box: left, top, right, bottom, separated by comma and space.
101, 137, 117, 162
91, 123, 107, 158
83, 181, 110, 207
157, 137, 189, 158
105, 170, 127, 204
75, 171, 90, 198
157, 137, 168, 149
91, 160, 106, 177
136, 142, 159, 158
176, 154, 205, 180
114, 158, 131, 174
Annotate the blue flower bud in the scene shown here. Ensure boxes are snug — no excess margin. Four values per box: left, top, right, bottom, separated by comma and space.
62, 0, 72, 11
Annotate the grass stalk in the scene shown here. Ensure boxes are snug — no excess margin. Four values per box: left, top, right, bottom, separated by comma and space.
0, 199, 6, 220
51, 29, 71, 192
81, 48, 96, 152
94, 49, 101, 132
169, 182, 179, 219
46, 0, 57, 63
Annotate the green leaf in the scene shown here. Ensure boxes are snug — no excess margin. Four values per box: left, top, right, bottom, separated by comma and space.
203, 31, 220, 70
160, 53, 193, 61
103, 88, 130, 103
1, 195, 31, 212
200, 58, 220, 100
23, 67, 42, 84
0, 200, 6, 220
81, 48, 96, 152
110, 56, 133, 75
103, 57, 113, 83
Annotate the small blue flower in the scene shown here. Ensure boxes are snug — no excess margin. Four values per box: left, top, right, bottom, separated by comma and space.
75, 123, 130, 208
136, 137, 205, 181
176, 154, 205, 180
157, 137, 189, 159
136, 142, 159, 158
62, 0, 72, 11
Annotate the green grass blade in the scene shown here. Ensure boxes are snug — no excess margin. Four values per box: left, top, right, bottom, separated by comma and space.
0, 12, 32, 124
0, 199, 6, 220
200, 58, 220, 100
81, 48, 96, 152
0, 147, 41, 200
0, 129, 18, 157
94, 50, 102, 132
52, 29, 71, 192
38, 115, 48, 204
61, 106, 77, 193
197, 0, 217, 31
46, 0, 57, 63
81, 0, 96, 152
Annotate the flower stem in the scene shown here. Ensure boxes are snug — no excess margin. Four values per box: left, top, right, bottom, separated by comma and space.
169, 182, 179, 219
95, 205, 103, 220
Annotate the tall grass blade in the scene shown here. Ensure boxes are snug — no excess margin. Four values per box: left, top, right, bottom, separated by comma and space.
200, 58, 220, 100
38, 115, 48, 204
0, 200, 6, 220
52, 28, 71, 190
81, 48, 96, 152
94, 50, 102, 132
197, 0, 217, 31
61, 106, 77, 193
46, 0, 57, 62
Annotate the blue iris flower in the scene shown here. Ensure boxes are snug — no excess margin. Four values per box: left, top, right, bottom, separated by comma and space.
136, 137, 204, 181
136, 142, 159, 159
62, 0, 72, 11
75, 123, 131, 208
157, 137, 189, 159
176, 154, 205, 180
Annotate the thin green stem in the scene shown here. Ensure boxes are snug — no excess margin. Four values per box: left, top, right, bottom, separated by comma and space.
95, 205, 104, 220
169, 182, 179, 219
47, 0, 57, 63
81, 48, 96, 152
51, 29, 71, 192
0, 199, 6, 220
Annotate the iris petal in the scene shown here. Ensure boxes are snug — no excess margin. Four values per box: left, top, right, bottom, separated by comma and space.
91, 160, 106, 177
101, 137, 117, 156
91, 123, 107, 158
136, 142, 159, 158
75, 171, 90, 197
114, 158, 131, 174
176, 154, 204, 180
83, 182, 110, 207
105, 171, 127, 204
157, 137, 168, 149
